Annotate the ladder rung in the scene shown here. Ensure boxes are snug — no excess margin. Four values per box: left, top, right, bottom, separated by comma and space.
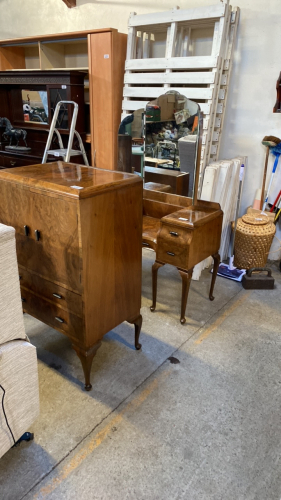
47, 149, 82, 157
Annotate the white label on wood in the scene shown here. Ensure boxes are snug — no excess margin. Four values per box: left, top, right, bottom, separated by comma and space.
104, 54, 109, 59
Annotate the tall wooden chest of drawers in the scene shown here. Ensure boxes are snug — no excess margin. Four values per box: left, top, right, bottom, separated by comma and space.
0, 162, 143, 389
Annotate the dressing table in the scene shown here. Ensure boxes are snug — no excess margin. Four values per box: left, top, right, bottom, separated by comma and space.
0, 162, 143, 389
119, 91, 223, 323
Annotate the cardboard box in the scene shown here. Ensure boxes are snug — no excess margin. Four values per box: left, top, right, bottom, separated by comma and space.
159, 94, 175, 121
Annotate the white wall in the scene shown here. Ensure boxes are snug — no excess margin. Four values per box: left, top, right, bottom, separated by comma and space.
0, 0, 280, 256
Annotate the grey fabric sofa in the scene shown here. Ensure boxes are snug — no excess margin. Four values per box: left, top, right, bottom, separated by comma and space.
0, 223, 39, 459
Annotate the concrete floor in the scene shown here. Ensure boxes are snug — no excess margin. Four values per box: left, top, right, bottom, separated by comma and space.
1, 249, 281, 500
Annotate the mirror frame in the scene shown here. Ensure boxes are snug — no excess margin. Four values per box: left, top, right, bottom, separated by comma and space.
118, 91, 204, 205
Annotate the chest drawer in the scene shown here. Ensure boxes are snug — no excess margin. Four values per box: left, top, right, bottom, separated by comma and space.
19, 266, 83, 318
156, 224, 192, 268
1, 155, 39, 169
0, 182, 81, 292
21, 288, 84, 343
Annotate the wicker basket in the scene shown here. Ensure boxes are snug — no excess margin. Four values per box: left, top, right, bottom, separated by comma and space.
234, 214, 276, 269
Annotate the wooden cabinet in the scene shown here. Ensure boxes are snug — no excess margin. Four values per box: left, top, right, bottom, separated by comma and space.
0, 162, 143, 389
0, 29, 127, 169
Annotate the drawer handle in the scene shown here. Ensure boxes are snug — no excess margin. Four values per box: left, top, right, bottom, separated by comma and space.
53, 293, 62, 299
169, 231, 178, 237
21, 297, 26, 303
35, 229, 40, 241
167, 251, 175, 257
55, 316, 64, 324
24, 225, 29, 236
142, 242, 150, 246
10, 161, 16, 166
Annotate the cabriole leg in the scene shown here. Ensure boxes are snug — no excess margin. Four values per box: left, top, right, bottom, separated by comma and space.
150, 260, 165, 312
72, 342, 101, 391
128, 314, 143, 350
178, 268, 193, 325
209, 252, 220, 301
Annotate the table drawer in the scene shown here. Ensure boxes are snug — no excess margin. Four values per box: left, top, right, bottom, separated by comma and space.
21, 288, 84, 343
19, 266, 82, 318
157, 224, 191, 245
156, 224, 191, 268
156, 240, 189, 268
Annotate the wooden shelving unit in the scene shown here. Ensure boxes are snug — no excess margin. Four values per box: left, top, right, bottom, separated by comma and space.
0, 28, 127, 170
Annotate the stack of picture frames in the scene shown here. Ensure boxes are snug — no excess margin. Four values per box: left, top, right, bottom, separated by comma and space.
121, 0, 240, 185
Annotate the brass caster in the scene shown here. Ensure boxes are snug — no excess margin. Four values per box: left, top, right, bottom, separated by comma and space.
84, 384, 92, 391
180, 317, 186, 325
150, 306, 155, 312
209, 295, 215, 301
135, 342, 142, 350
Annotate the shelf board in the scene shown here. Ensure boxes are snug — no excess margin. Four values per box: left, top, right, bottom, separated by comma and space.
9, 68, 41, 71
45, 67, 88, 71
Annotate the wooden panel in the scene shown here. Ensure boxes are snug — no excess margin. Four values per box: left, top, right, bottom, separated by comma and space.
19, 266, 82, 317
124, 72, 215, 84
123, 86, 213, 99
89, 31, 113, 169
128, 4, 226, 27
111, 31, 128, 170
143, 188, 192, 207
0, 46, 25, 70
0, 29, 114, 46
125, 56, 218, 71
188, 213, 223, 268
39, 42, 65, 69
144, 167, 189, 196
79, 180, 143, 346
143, 198, 183, 218
0, 182, 81, 292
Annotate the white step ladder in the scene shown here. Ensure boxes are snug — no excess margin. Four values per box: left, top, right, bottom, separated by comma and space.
42, 101, 89, 165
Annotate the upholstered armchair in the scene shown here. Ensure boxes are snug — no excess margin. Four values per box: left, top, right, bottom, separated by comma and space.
0, 223, 39, 459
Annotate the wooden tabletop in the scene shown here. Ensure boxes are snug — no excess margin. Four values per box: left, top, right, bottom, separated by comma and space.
0, 162, 142, 199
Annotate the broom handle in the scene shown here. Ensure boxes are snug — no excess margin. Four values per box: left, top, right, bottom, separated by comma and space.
260, 146, 269, 209
230, 163, 245, 257
262, 154, 279, 210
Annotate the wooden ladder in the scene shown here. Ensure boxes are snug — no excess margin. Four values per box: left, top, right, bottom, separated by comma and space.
121, 1, 239, 189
